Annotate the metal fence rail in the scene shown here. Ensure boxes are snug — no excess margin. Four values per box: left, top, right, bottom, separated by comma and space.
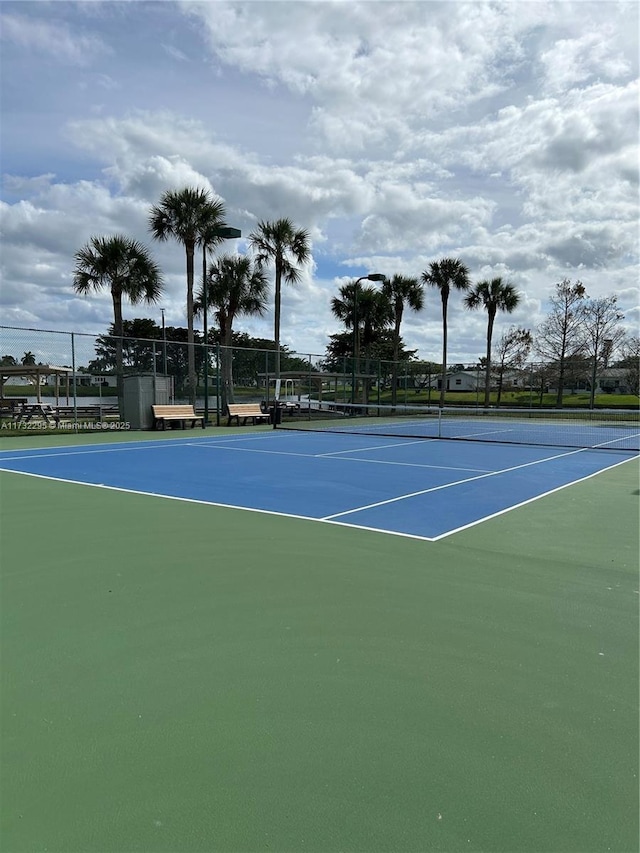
1, 325, 636, 431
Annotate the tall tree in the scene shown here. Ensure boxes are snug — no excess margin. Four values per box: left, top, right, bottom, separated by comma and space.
492, 326, 533, 406
616, 335, 640, 396
535, 279, 587, 407
92, 321, 204, 397
248, 218, 310, 382
194, 254, 269, 410
331, 282, 391, 402
464, 277, 520, 406
73, 235, 163, 412
421, 258, 471, 406
580, 295, 625, 408
382, 274, 424, 405
331, 282, 392, 355
149, 187, 227, 405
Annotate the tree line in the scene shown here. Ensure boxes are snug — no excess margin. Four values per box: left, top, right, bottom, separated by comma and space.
71, 184, 636, 412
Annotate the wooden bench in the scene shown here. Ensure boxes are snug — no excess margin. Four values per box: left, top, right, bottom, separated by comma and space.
56, 405, 120, 422
152, 404, 205, 430
227, 403, 271, 426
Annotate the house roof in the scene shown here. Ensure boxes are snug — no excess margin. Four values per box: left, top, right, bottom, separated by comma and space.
0, 364, 73, 377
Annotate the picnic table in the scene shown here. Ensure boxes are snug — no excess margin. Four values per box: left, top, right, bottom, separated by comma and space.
0, 398, 27, 417
13, 402, 60, 426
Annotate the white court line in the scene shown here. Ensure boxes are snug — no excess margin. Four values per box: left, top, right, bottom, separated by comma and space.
0, 443, 187, 462
0, 431, 276, 463
186, 440, 493, 473
315, 437, 437, 455
322, 444, 594, 520
0, 468, 319, 521
430, 454, 637, 540
0, 466, 466, 544
591, 432, 640, 449
1, 452, 637, 544
0, 431, 489, 474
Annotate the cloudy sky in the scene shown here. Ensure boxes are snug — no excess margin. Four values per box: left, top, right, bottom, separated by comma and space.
1, 0, 638, 364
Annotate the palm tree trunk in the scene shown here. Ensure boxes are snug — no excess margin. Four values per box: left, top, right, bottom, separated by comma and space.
222, 325, 234, 409
274, 259, 282, 382
185, 241, 196, 406
112, 291, 125, 418
391, 314, 401, 408
484, 310, 495, 407
439, 294, 448, 407
202, 245, 209, 422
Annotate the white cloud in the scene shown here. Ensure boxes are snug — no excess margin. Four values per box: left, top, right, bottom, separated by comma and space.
0, 11, 109, 65
1, 0, 638, 365
540, 28, 631, 93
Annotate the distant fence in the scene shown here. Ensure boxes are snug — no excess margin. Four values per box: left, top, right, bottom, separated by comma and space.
0, 326, 636, 425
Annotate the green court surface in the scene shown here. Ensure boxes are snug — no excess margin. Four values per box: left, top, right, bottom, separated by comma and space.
1, 431, 638, 853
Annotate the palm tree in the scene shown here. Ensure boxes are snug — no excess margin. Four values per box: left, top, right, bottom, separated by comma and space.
149, 188, 227, 405
331, 282, 391, 403
382, 275, 424, 406
464, 277, 520, 407
421, 258, 471, 407
248, 218, 310, 381
73, 235, 163, 413
194, 254, 269, 410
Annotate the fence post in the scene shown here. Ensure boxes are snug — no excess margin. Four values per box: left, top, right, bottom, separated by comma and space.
404, 361, 408, 406
215, 343, 221, 427
71, 332, 78, 431
204, 339, 209, 426
308, 354, 312, 422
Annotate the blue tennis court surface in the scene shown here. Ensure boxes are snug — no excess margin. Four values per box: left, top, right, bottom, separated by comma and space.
0, 431, 637, 540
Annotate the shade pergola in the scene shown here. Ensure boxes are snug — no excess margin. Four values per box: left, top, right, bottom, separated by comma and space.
0, 365, 73, 403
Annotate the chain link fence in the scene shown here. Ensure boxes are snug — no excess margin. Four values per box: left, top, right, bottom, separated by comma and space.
1, 325, 637, 430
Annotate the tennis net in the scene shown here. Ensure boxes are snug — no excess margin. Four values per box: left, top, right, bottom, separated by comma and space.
274, 401, 640, 451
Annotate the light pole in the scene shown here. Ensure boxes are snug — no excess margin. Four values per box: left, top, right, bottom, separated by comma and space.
202, 226, 241, 425
351, 273, 386, 405
160, 308, 167, 377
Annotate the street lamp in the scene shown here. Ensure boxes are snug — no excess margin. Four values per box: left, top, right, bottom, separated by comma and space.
351, 273, 386, 405
160, 308, 167, 378
202, 226, 241, 425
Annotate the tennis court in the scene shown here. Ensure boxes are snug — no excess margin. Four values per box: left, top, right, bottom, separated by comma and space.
0, 427, 636, 540
1, 421, 638, 852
